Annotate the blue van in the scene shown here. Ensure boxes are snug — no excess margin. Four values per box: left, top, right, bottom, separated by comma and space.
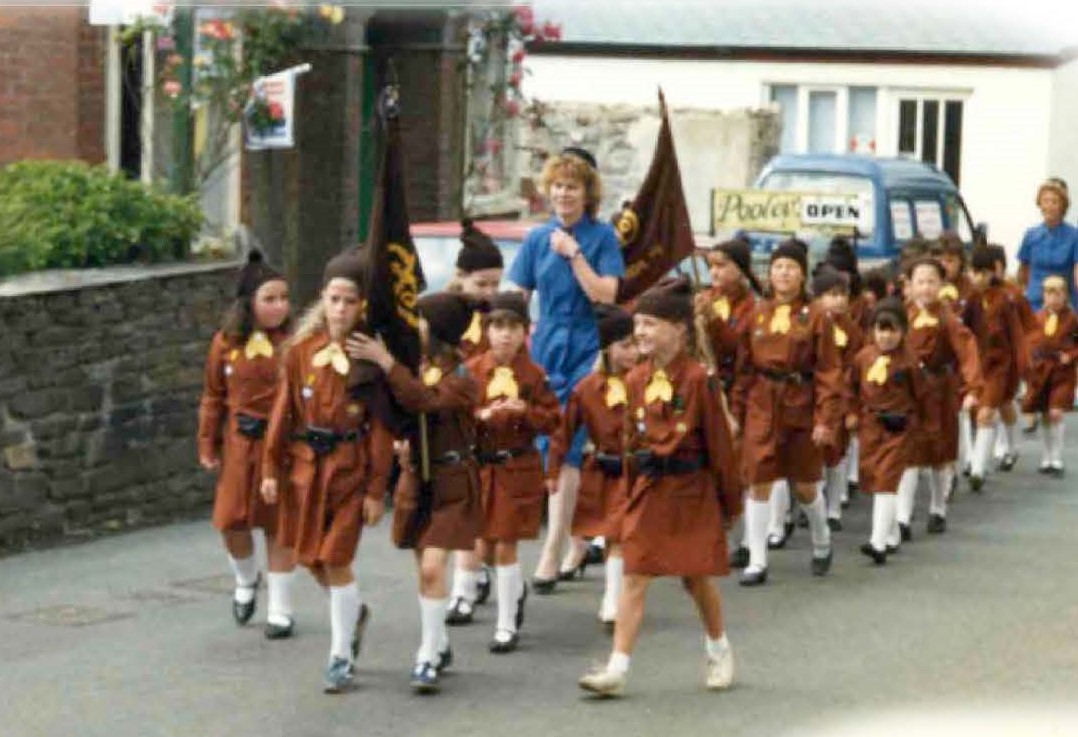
743, 154, 980, 271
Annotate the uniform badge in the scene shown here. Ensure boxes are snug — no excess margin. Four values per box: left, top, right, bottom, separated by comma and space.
229, 349, 239, 362
675, 421, 687, 434
635, 407, 645, 420
798, 306, 810, 325
423, 366, 443, 387
347, 403, 360, 416
671, 394, 685, 413
224, 364, 233, 377
301, 386, 314, 399
833, 325, 848, 348
1045, 312, 1059, 337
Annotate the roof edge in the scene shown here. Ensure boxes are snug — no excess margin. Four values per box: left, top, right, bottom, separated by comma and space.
528, 41, 1070, 69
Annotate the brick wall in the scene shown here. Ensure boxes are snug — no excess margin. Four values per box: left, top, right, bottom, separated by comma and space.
0, 6, 106, 165
0, 263, 235, 555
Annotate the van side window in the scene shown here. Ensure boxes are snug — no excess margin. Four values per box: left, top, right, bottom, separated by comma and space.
890, 199, 913, 241
914, 200, 944, 239
943, 194, 974, 242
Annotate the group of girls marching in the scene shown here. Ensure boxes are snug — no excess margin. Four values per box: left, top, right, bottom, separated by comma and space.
197, 217, 1075, 700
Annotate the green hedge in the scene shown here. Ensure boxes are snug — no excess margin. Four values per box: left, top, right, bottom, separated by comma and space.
0, 161, 203, 276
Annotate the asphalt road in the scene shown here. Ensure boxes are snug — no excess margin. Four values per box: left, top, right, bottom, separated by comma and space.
3, 420, 1078, 737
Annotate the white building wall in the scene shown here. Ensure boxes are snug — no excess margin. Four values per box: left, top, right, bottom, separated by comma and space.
1049, 56, 1078, 230
526, 55, 1054, 258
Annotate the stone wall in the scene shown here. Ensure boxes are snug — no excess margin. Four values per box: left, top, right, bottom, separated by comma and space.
0, 262, 236, 555
518, 102, 781, 230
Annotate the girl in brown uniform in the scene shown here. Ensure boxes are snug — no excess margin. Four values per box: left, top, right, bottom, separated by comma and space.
261, 250, 394, 693
731, 241, 845, 586
467, 292, 561, 653
1022, 275, 1078, 474
966, 247, 1030, 487
694, 237, 760, 568
578, 278, 741, 698
988, 244, 1037, 462
849, 298, 925, 564
198, 251, 296, 635
348, 292, 485, 693
899, 258, 983, 538
444, 221, 503, 625
549, 304, 638, 630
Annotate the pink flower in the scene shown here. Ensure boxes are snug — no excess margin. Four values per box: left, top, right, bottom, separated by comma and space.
163, 79, 182, 98
156, 35, 176, 51
268, 101, 285, 121
540, 22, 562, 41
485, 137, 503, 155
508, 70, 523, 88
514, 5, 535, 35
511, 48, 526, 64
505, 99, 521, 118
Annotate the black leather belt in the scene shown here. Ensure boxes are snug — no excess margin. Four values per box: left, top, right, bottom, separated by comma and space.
476, 447, 534, 466
293, 426, 362, 456
875, 411, 909, 434
588, 452, 624, 477
634, 451, 704, 477
235, 413, 267, 440
757, 367, 814, 385
920, 362, 954, 377
432, 450, 475, 467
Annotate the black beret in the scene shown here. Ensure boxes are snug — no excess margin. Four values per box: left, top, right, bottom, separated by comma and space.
594, 303, 633, 350
455, 219, 504, 274
235, 249, 284, 300
488, 291, 529, 325
770, 238, 808, 275
873, 297, 908, 332
970, 246, 997, 273
561, 146, 597, 170
714, 236, 762, 294
811, 263, 850, 296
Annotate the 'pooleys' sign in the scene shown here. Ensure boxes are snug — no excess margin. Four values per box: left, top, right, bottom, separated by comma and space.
711, 189, 865, 234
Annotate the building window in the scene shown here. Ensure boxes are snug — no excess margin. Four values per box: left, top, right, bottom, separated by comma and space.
770, 85, 798, 154
847, 86, 877, 153
766, 84, 879, 156
807, 90, 837, 153
895, 96, 964, 185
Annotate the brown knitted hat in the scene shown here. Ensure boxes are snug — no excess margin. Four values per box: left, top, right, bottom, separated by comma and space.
634, 276, 693, 325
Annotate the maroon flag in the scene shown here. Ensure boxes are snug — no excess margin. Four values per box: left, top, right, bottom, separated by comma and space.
612, 89, 697, 303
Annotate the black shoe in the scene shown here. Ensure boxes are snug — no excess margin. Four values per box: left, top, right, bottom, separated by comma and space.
435, 647, 453, 674
739, 567, 769, 587
927, 514, 947, 534
796, 510, 809, 529
445, 596, 474, 626
1039, 462, 1053, 475
998, 453, 1017, 472
886, 545, 900, 555
767, 534, 788, 550
827, 517, 842, 532
264, 616, 295, 640
351, 603, 371, 661
410, 661, 440, 694
1022, 419, 1039, 435
475, 566, 492, 605
730, 545, 750, 569
899, 523, 912, 542
584, 542, 605, 566
558, 560, 587, 581
1047, 464, 1066, 477
599, 616, 616, 635
969, 475, 985, 493
785, 519, 796, 538
323, 656, 355, 694
232, 590, 257, 626
514, 584, 528, 630
811, 549, 833, 576
962, 464, 971, 477
859, 543, 887, 565
489, 629, 519, 654
847, 481, 860, 495
531, 576, 557, 595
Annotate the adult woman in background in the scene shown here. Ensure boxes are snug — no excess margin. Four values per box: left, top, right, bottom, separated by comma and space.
1018, 178, 1078, 311
507, 147, 625, 592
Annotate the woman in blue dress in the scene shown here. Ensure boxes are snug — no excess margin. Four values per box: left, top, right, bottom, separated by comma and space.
508, 147, 625, 592
1018, 178, 1078, 310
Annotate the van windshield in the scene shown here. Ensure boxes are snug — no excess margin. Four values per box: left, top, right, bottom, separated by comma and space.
758, 171, 876, 240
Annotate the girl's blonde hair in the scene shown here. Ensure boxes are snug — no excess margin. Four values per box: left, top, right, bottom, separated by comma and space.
540, 153, 603, 218
287, 301, 329, 351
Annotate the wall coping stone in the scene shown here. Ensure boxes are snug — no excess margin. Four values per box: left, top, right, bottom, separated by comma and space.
0, 260, 241, 299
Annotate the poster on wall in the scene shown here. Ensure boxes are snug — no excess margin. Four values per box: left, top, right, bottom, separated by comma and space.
244, 64, 311, 151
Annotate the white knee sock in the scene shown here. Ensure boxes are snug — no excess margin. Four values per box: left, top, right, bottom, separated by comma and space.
1052, 421, 1066, 465
417, 596, 449, 664
329, 583, 360, 662
451, 567, 479, 603
1041, 422, 1054, 465
495, 564, 522, 633
826, 459, 847, 519
802, 491, 831, 556
896, 467, 920, 525
705, 633, 731, 658
607, 650, 631, 675
600, 554, 623, 620
266, 571, 295, 626
959, 409, 974, 469
993, 419, 1007, 459
768, 481, 790, 538
746, 498, 770, 571
228, 554, 259, 603
739, 492, 751, 547
870, 494, 896, 551
847, 438, 860, 486
971, 424, 995, 477
930, 467, 951, 517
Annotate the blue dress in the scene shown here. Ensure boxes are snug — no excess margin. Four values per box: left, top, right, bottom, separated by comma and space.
1017, 222, 1078, 310
509, 215, 625, 466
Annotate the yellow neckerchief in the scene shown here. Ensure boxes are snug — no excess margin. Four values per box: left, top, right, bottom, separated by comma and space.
769, 303, 792, 335
244, 330, 274, 360
644, 368, 673, 404
486, 365, 519, 400
604, 374, 628, 408
833, 323, 848, 348
866, 354, 891, 385
312, 341, 350, 376
423, 365, 444, 386
1045, 311, 1060, 337
939, 283, 960, 303
712, 295, 731, 321
462, 311, 483, 346
912, 305, 939, 329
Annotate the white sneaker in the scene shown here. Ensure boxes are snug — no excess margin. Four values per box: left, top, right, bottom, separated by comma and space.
705, 648, 735, 691
579, 664, 626, 697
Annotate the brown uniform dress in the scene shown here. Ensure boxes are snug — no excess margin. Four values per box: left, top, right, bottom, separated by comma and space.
849, 344, 925, 493
904, 302, 983, 467
1003, 279, 1038, 333
549, 370, 628, 540
700, 284, 757, 393
822, 311, 864, 468
262, 331, 394, 567
385, 362, 484, 551
620, 353, 741, 577
1022, 306, 1078, 413
972, 281, 1030, 408
467, 348, 561, 542
849, 294, 875, 335
198, 329, 287, 533
731, 296, 844, 485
